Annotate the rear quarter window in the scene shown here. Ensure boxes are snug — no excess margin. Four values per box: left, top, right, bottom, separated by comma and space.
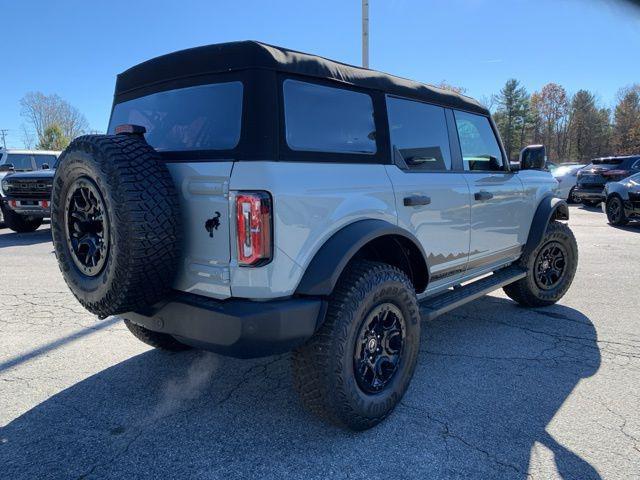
283, 79, 376, 154
108, 82, 243, 152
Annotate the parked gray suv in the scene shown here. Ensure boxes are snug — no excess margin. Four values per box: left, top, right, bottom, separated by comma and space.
51, 41, 577, 430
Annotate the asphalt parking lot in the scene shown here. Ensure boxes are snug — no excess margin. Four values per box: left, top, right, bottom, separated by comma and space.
0, 206, 639, 479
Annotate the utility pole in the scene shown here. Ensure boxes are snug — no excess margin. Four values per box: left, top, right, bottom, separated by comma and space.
0, 129, 7, 149
362, 0, 369, 68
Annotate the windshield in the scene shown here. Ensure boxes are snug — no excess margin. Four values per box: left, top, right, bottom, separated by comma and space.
5, 153, 57, 171
108, 82, 243, 152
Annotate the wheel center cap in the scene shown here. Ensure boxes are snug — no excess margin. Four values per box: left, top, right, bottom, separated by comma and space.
542, 259, 550, 270
367, 338, 378, 353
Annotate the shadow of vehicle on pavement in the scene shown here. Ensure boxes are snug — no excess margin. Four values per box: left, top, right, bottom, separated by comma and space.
0, 297, 601, 479
609, 222, 640, 232
0, 227, 52, 248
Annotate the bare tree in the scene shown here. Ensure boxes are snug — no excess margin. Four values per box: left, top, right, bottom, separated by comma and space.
21, 124, 36, 149
20, 92, 89, 147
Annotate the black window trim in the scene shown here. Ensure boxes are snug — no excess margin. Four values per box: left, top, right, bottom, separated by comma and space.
277, 73, 390, 165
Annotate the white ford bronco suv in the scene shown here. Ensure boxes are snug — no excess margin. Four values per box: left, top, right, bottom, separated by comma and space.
51, 41, 577, 430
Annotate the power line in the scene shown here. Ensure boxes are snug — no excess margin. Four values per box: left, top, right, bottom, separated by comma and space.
362, 0, 369, 68
0, 129, 8, 149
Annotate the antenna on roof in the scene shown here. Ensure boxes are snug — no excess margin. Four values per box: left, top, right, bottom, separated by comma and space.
362, 0, 369, 68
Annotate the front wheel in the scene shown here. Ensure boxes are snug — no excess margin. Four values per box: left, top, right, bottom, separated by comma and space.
292, 260, 421, 430
568, 187, 580, 204
3, 207, 43, 233
606, 195, 628, 226
504, 221, 578, 308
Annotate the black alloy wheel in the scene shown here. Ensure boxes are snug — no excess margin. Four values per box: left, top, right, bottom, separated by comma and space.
606, 196, 627, 225
533, 241, 567, 290
354, 303, 406, 394
64, 177, 109, 277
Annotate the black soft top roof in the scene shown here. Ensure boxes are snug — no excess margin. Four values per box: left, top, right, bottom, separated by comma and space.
115, 40, 488, 115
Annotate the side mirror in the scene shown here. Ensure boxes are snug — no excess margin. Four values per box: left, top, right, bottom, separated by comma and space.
41, 163, 50, 170
0, 163, 14, 172
509, 161, 521, 171
519, 145, 546, 170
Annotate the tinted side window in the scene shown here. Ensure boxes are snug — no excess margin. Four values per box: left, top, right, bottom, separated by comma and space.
108, 82, 243, 151
387, 97, 451, 171
283, 79, 376, 154
454, 111, 504, 172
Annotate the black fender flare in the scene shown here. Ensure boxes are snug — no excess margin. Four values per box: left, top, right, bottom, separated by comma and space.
523, 195, 569, 258
295, 219, 429, 296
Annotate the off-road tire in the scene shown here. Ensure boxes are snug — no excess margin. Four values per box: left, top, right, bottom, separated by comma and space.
605, 195, 628, 226
504, 221, 578, 307
124, 319, 191, 352
3, 206, 42, 233
51, 135, 181, 318
292, 260, 421, 431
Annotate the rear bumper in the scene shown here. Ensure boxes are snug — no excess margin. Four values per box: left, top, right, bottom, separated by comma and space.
123, 293, 326, 358
574, 186, 605, 202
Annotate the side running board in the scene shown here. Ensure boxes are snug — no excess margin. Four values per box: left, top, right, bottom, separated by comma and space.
419, 266, 527, 321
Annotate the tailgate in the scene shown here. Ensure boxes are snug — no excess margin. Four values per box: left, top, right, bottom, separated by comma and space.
166, 162, 234, 299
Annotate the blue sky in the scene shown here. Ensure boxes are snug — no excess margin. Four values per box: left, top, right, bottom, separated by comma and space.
2, 0, 639, 148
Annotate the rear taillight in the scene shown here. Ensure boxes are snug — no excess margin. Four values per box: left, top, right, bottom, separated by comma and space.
235, 191, 272, 267
603, 170, 630, 181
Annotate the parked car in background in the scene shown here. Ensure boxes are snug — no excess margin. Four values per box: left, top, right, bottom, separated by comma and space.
0, 149, 60, 231
574, 155, 640, 207
603, 172, 640, 225
552, 163, 586, 203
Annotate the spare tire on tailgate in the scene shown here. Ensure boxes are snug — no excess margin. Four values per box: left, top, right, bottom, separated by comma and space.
51, 134, 181, 318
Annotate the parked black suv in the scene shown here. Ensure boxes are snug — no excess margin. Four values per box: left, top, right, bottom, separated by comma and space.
574, 155, 640, 206
1, 167, 56, 233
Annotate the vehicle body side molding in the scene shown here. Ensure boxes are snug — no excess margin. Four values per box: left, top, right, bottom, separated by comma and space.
295, 219, 429, 297
523, 195, 569, 258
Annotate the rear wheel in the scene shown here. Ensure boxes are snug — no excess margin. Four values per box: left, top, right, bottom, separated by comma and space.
504, 221, 578, 307
605, 195, 628, 226
124, 319, 191, 351
292, 260, 420, 430
3, 207, 42, 233
51, 135, 181, 318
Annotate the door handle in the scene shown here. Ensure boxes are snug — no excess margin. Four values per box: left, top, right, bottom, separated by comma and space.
403, 195, 431, 207
474, 191, 493, 201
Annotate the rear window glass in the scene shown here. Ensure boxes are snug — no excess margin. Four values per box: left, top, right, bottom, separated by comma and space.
592, 158, 623, 165
283, 79, 376, 154
108, 82, 243, 151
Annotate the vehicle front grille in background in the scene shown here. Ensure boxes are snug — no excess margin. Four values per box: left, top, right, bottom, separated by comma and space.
5, 179, 53, 199
629, 192, 640, 209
